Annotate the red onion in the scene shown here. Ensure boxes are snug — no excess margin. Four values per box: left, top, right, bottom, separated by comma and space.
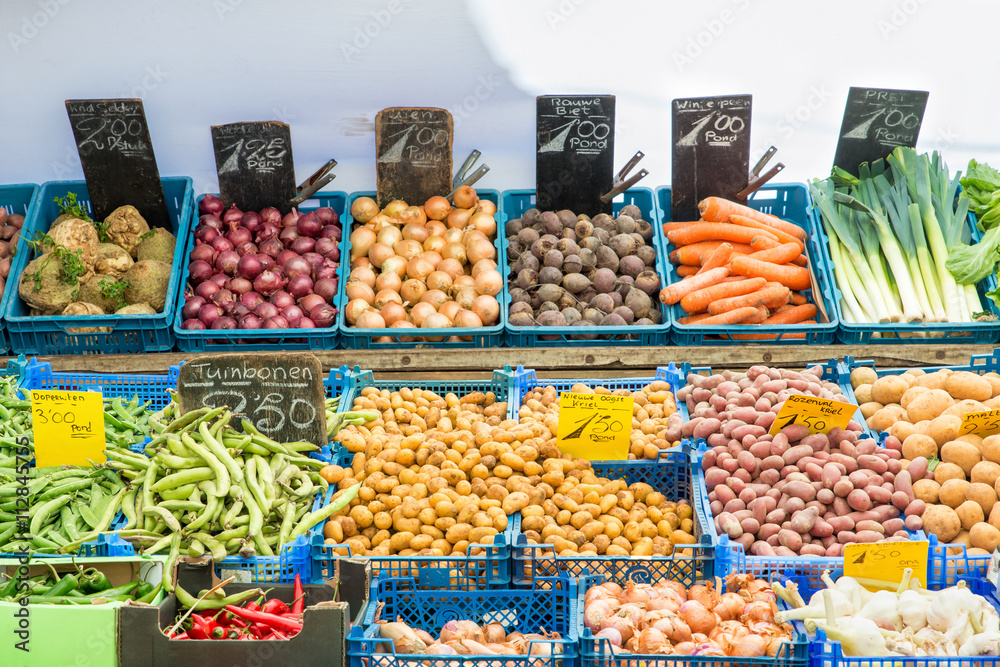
313, 278, 338, 303
229, 277, 253, 295
211, 288, 236, 306
211, 236, 234, 253
315, 207, 339, 225
195, 281, 220, 300
226, 226, 252, 247
188, 260, 213, 284
241, 291, 264, 310
239, 313, 263, 329
256, 222, 280, 242
298, 293, 326, 313
199, 214, 223, 231
189, 244, 217, 264
236, 242, 258, 256
260, 207, 281, 225
198, 303, 223, 326
211, 316, 237, 330
314, 238, 338, 257
194, 226, 219, 245
316, 264, 339, 282
240, 211, 261, 232
281, 208, 301, 228
284, 256, 311, 279
259, 238, 283, 258
309, 303, 336, 328
296, 212, 322, 237
257, 254, 275, 271
254, 270, 283, 296
270, 290, 294, 310
276, 249, 298, 266
182, 318, 206, 330
254, 302, 279, 320
282, 305, 304, 326
297, 317, 315, 328
182, 296, 206, 320
300, 252, 323, 274
216, 250, 240, 275
320, 224, 341, 240
279, 227, 299, 245
223, 205, 243, 225
199, 195, 224, 216
264, 316, 289, 329
209, 274, 229, 287
287, 274, 313, 299
229, 302, 250, 318
290, 236, 315, 255
237, 254, 264, 281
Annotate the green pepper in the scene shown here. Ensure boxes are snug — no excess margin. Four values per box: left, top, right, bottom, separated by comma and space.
133, 581, 153, 599
39, 573, 78, 597
79, 568, 111, 594
136, 582, 162, 604
84, 582, 138, 598
27, 594, 132, 605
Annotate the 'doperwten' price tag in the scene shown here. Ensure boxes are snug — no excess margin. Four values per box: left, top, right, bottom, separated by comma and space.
959, 409, 1000, 437
556, 392, 634, 461
31, 390, 106, 468
843, 540, 928, 590
768, 395, 856, 436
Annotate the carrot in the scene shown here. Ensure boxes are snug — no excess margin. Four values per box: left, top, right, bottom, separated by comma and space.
680, 277, 767, 314
707, 283, 790, 315
749, 235, 808, 267
746, 242, 802, 266
773, 304, 796, 315
761, 281, 791, 310
658, 267, 729, 305
662, 221, 704, 232
730, 256, 811, 291
728, 215, 805, 252
790, 292, 808, 305
731, 331, 806, 341
677, 264, 699, 277
666, 223, 777, 247
695, 306, 762, 326
669, 241, 753, 266
740, 306, 770, 324
760, 303, 818, 325
679, 312, 717, 325
697, 243, 734, 275
698, 196, 808, 242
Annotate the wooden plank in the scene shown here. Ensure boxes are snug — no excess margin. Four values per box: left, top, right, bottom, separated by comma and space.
10, 344, 994, 376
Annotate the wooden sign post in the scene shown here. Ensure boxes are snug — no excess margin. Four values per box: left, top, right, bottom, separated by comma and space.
536, 95, 616, 215
375, 107, 453, 208
65, 98, 170, 228
833, 87, 928, 175
177, 353, 326, 447
211, 121, 297, 213
671, 94, 752, 222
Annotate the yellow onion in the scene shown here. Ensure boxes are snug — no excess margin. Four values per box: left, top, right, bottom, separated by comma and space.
728, 634, 768, 658
636, 628, 668, 654
368, 242, 394, 269
453, 185, 478, 209
471, 295, 499, 325
438, 300, 460, 323
741, 600, 777, 624
424, 196, 451, 221
381, 255, 408, 279
350, 197, 379, 224
474, 269, 502, 297
349, 266, 377, 288
350, 226, 376, 260
375, 271, 402, 294
679, 600, 717, 636
466, 238, 495, 264
402, 222, 429, 243
478, 199, 497, 216
436, 258, 464, 280
409, 302, 436, 326
421, 251, 442, 268
716, 593, 747, 621
453, 309, 482, 328
381, 302, 407, 326
470, 211, 496, 236
423, 235, 446, 253
427, 270, 453, 292
447, 208, 471, 229
345, 299, 370, 325
356, 311, 385, 329
425, 220, 447, 237
400, 279, 426, 305
382, 200, 407, 217
376, 224, 402, 247
406, 256, 434, 281
395, 206, 426, 226
345, 281, 375, 305
373, 289, 402, 309
441, 242, 468, 264
393, 239, 423, 260
420, 289, 449, 310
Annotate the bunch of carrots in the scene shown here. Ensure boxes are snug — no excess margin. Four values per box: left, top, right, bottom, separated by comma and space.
658, 197, 819, 340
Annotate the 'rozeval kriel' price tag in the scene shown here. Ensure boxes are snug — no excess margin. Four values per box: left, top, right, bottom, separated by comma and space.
833, 87, 928, 176
31, 390, 106, 468
556, 392, 634, 461
768, 395, 857, 436
959, 409, 1000, 437
844, 540, 929, 591
212, 121, 297, 214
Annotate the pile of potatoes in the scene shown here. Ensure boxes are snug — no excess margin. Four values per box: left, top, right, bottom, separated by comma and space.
324, 386, 696, 560
850, 366, 1000, 555
516, 381, 682, 460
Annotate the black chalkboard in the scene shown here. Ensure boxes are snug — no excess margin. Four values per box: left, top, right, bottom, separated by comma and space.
375, 108, 453, 208
65, 99, 170, 228
671, 94, 752, 222
177, 353, 326, 447
833, 87, 928, 176
212, 121, 297, 214
536, 95, 615, 216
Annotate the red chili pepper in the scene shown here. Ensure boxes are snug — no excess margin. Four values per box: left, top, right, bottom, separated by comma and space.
170, 631, 189, 640
226, 628, 242, 640
270, 628, 289, 640
225, 604, 304, 634
262, 599, 291, 616
210, 626, 227, 640
213, 610, 232, 627
188, 614, 212, 640
246, 601, 260, 612
292, 574, 304, 615
249, 624, 265, 640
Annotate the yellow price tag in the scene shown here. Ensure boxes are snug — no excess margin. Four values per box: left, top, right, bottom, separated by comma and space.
556, 392, 634, 461
31, 390, 106, 468
843, 540, 928, 590
768, 395, 857, 436
959, 410, 1000, 437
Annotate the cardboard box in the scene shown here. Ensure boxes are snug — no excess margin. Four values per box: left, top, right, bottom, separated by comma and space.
0, 556, 164, 667
119, 558, 369, 667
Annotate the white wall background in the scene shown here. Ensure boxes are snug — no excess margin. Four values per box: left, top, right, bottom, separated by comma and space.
1, 0, 997, 195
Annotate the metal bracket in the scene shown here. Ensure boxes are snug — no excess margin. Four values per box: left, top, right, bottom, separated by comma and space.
447, 150, 490, 200
737, 147, 784, 201
289, 158, 337, 207
600, 151, 649, 204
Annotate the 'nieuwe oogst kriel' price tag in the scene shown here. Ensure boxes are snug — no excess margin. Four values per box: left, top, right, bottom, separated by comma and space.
556, 392, 634, 461
959, 409, 1000, 437
843, 540, 929, 590
768, 395, 857, 437
31, 390, 106, 468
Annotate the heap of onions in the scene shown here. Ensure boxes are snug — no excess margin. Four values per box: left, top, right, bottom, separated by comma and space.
583, 574, 794, 658
0, 208, 25, 300
377, 618, 564, 656
181, 195, 341, 334
346, 187, 502, 342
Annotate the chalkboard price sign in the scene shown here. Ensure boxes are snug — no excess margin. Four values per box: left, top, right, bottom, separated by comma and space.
177, 353, 326, 447
833, 87, 928, 176
536, 94, 616, 216
375, 107, 453, 208
211, 121, 297, 214
671, 94, 752, 222
65, 98, 170, 228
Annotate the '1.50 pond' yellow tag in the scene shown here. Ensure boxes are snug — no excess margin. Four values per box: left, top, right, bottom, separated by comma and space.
556, 392, 634, 461
843, 540, 929, 590
959, 409, 1000, 437
31, 390, 106, 468
768, 395, 857, 436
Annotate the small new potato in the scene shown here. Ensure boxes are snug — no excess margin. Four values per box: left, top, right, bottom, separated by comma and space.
966, 481, 998, 515
854, 384, 874, 405
913, 479, 941, 504
906, 389, 955, 423
902, 433, 938, 461
922, 504, 962, 542
934, 462, 967, 485
860, 402, 884, 420
940, 440, 982, 476
851, 367, 877, 389
970, 522, 1000, 552
956, 500, 985, 531
945, 371, 993, 402
871, 376, 910, 405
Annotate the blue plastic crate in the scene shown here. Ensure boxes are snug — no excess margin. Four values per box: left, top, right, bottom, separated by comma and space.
174, 192, 347, 352
348, 575, 578, 667
20, 357, 178, 410
5, 178, 194, 355
0, 185, 41, 355
511, 445, 716, 588
810, 193, 1000, 344
657, 183, 840, 345
337, 190, 506, 349
502, 187, 671, 347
